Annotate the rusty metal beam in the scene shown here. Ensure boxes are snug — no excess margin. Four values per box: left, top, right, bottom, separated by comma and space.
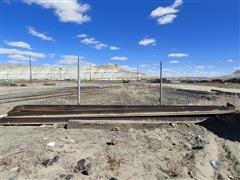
0, 104, 235, 126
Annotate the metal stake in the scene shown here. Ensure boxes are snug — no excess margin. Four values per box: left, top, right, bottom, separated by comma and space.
77, 56, 80, 105
160, 61, 163, 106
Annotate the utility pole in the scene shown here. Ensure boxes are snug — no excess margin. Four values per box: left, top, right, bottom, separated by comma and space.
29, 56, 32, 83
160, 61, 163, 106
89, 64, 92, 81
77, 56, 81, 105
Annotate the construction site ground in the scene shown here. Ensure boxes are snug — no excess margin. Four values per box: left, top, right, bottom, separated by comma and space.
0, 81, 240, 180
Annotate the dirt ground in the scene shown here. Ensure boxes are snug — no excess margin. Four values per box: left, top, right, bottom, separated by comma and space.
0, 81, 240, 180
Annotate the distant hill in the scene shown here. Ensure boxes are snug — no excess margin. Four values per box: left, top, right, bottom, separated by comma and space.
233, 70, 240, 75
0, 63, 147, 80
220, 69, 240, 79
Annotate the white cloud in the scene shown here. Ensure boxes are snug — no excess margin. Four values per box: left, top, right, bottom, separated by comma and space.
196, 66, 205, 69
228, 59, 233, 63
168, 53, 189, 57
111, 56, 128, 61
150, 0, 183, 25
150, 7, 178, 17
94, 43, 108, 50
28, 27, 55, 41
157, 14, 177, 25
23, 0, 91, 24
110, 46, 120, 50
233, 67, 240, 70
59, 55, 79, 65
59, 55, 91, 65
80, 36, 119, 50
8, 54, 30, 61
7, 60, 29, 64
139, 38, 156, 46
172, 0, 183, 8
5, 40, 31, 50
80, 37, 99, 45
77, 34, 88, 38
207, 66, 215, 68
170, 60, 179, 64
0, 47, 46, 59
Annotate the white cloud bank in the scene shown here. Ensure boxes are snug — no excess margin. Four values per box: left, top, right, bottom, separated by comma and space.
170, 60, 179, 64
150, 0, 183, 25
111, 56, 128, 61
59, 55, 79, 65
5, 40, 31, 50
28, 27, 55, 41
0, 47, 46, 60
59, 55, 91, 65
77, 34, 88, 38
110, 46, 120, 50
78, 34, 120, 50
80, 37, 99, 45
23, 0, 91, 24
168, 53, 189, 58
139, 38, 156, 46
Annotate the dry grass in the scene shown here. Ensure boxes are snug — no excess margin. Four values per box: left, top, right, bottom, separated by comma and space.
165, 156, 182, 178
106, 153, 124, 172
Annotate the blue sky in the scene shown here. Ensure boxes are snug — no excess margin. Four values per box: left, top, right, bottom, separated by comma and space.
0, 0, 239, 77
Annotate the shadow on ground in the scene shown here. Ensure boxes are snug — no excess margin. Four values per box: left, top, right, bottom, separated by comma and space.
197, 113, 240, 142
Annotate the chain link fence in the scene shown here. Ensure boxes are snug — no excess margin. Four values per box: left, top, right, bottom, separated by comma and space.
0, 61, 153, 82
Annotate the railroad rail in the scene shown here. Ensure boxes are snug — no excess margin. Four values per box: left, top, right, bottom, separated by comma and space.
0, 104, 235, 126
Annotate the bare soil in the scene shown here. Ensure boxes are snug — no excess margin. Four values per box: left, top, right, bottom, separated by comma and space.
0, 81, 240, 180
196, 82, 240, 89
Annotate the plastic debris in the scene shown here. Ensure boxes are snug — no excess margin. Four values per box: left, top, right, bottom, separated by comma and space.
9, 167, 19, 172
210, 160, 217, 169
107, 137, 118, 145
47, 142, 55, 147
69, 139, 75, 143
227, 174, 234, 179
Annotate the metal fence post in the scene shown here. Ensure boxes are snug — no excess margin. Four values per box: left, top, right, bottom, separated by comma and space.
90, 64, 91, 81
137, 66, 139, 81
77, 56, 80, 105
29, 56, 32, 83
59, 67, 62, 80
160, 61, 163, 106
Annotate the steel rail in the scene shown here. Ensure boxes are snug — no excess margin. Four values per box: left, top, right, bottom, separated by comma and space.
0, 104, 235, 125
